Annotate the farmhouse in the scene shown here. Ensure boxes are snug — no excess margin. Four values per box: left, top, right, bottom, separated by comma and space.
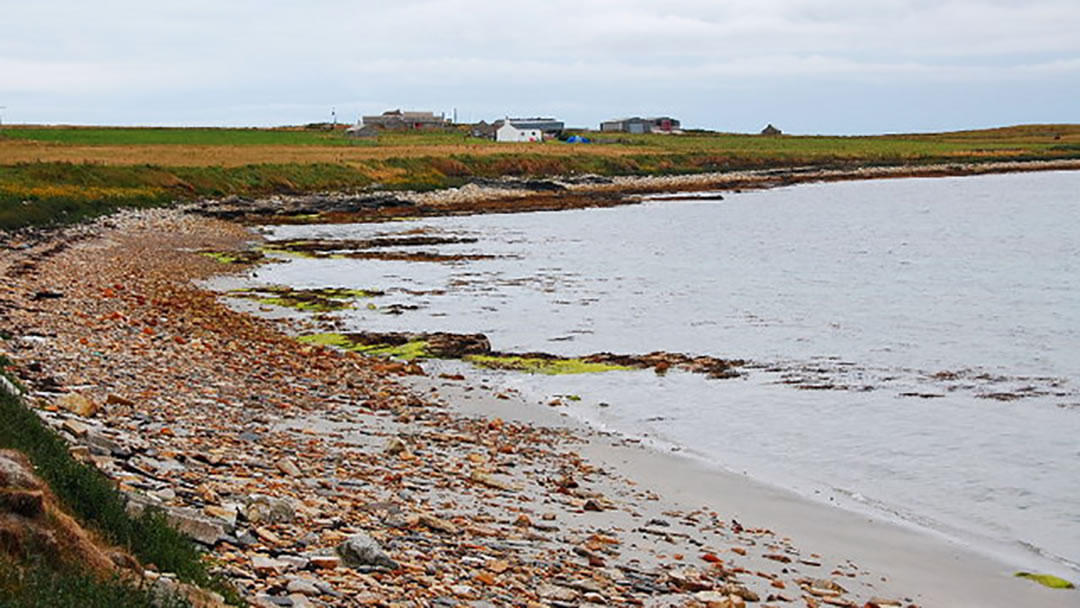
600, 116, 680, 134
492, 117, 564, 142
361, 109, 448, 130
492, 118, 563, 136
761, 124, 783, 135
496, 121, 543, 143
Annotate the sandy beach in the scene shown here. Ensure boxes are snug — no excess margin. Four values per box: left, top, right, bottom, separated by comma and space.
0, 207, 1075, 607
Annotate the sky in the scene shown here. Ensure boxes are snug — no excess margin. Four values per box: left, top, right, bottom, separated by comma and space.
1, 0, 1077, 134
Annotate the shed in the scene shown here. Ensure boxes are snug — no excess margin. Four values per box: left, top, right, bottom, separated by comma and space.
470, 121, 497, 139
760, 124, 782, 136
600, 116, 681, 134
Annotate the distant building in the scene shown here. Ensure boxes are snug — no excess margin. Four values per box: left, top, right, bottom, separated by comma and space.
493, 117, 564, 136
496, 121, 543, 143
760, 124, 782, 136
362, 109, 448, 130
345, 123, 379, 138
600, 116, 681, 134
470, 120, 497, 139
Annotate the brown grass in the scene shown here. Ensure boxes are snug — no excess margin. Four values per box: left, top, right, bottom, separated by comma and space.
0, 140, 651, 167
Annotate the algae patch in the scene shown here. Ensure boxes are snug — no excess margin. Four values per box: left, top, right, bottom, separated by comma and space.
297, 333, 431, 360
232, 286, 382, 312
200, 250, 269, 265
464, 354, 631, 375
1014, 572, 1075, 589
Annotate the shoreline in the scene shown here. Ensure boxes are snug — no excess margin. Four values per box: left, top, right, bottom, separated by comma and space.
0, 191, 1076, 606
188, 158, 1080, 225
416, 371, 1075, 607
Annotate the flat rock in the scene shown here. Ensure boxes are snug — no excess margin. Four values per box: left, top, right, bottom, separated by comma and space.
166, 507, 227, 545
251, 554, 290, 577
276, 457, 303, 477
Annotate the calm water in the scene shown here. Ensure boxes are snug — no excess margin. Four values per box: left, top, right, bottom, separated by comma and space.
253, 171, 1080, 575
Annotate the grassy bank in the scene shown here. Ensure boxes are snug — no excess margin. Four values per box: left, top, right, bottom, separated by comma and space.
0, 363, 236, 603
1, 124, 1078, 229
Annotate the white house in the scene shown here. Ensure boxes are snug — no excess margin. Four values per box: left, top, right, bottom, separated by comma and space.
496, 121, 542, 142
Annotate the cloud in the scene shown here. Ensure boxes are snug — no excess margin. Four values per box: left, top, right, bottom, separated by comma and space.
1, 0, 1077, 131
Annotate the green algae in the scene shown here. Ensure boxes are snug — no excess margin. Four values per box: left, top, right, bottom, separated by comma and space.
232, 286, 380, 312
358, 341, 431, 360
296, 333, 431, 360
297, 333, 355, 349
1014, 572, 1075, 589
200, 249, 270, 265
464, 355, 631, 375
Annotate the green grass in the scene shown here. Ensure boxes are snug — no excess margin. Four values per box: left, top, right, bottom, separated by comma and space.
0, 384, 238, 603
1, 126, 355, 146
2, 124, 1078, 230
0, 162, 376, 230
0, 557, 190, 608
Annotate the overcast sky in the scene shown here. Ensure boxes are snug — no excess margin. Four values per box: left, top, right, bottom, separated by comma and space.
2, 1, 1077, 133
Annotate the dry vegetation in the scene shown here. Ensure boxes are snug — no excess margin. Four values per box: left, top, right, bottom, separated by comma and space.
1, 123, 1078, 229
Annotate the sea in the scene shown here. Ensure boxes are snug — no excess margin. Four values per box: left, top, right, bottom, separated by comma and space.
244, 170, 1080, 577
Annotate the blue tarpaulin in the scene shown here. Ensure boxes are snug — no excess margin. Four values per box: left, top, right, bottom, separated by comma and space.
565, 135, 590, 143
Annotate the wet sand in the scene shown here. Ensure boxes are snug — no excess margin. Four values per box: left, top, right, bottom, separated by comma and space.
0, 208, 1076, 607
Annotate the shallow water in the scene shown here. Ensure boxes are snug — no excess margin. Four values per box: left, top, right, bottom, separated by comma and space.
254, 171, 1080, 575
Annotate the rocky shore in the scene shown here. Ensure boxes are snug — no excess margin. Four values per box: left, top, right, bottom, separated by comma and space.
1, 205, 1076, 607
186, 159, 1080, 225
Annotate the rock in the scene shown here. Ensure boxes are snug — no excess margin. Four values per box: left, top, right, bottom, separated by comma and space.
105, 393, 135, 406
166, 507, 227, 545
278, 555, 310, 570
425, 332, 491, 357
85, 429, 130, 457
255, 527, 282, 546
276, 457, 302, 477
469, 470, 514, 491
286, 577, 321, 596
695, 592, 745, 608
251, 554, 290, 577
419, 513, 459, 535
336, 532, 399, 570
61, 418, 90, 437
287, 595, 315, 608
384, 436, 408, 455
307, 553, 341, 569
717, 583, 759, 602
668, 567, 712, 592
244, 494, 296, 524
204, 505, 237, 526
537, 583, 578, 602
57, 393, 99, 417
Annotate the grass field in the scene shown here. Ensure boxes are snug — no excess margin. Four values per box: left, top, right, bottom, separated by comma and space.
1, 123, 1078, 229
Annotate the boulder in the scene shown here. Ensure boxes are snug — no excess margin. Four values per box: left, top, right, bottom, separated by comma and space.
57, 393, 99, 417
244, 494, 296, 524
335, 532, 399, 570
